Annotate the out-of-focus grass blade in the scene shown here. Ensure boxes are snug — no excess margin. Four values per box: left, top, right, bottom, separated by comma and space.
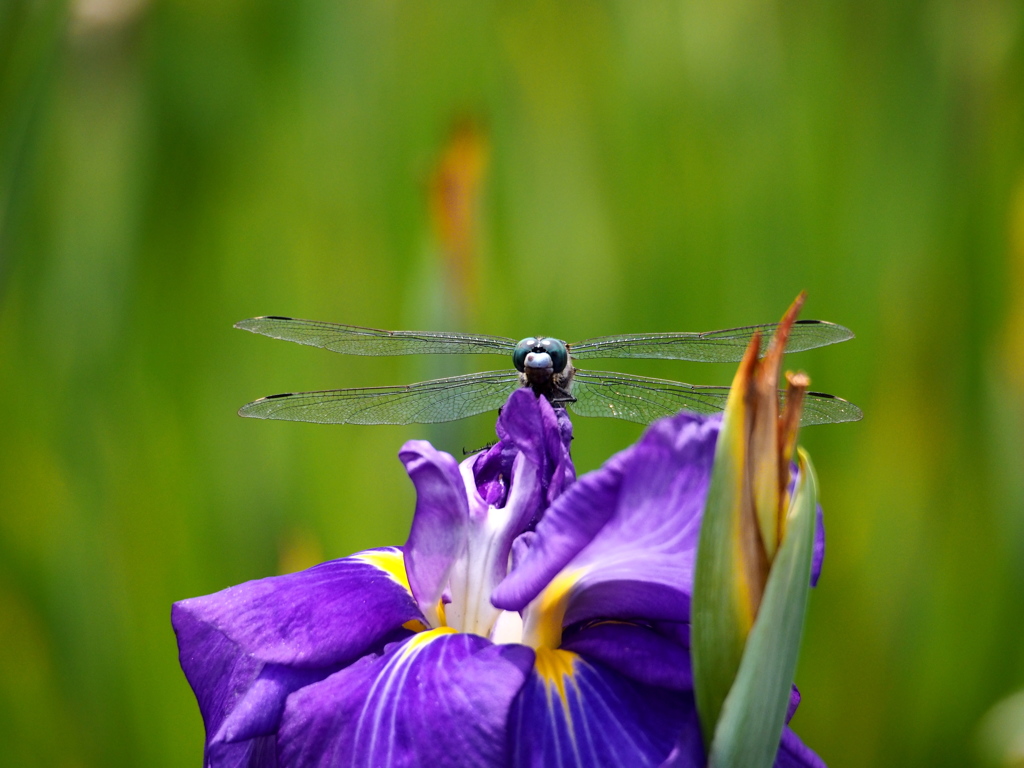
707, 449, 818, 768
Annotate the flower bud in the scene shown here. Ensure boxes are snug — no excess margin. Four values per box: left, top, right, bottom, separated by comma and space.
692, 293, 821, 768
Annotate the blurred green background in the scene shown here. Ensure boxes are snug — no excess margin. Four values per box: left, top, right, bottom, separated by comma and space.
2, 1, 1023, 766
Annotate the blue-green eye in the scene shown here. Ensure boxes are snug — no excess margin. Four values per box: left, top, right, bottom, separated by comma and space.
540, 338, 568, 372
513, 338, 538, 372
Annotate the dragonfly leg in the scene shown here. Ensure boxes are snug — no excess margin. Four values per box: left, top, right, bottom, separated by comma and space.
548, 387, 576, 408
463, 441, 497, 456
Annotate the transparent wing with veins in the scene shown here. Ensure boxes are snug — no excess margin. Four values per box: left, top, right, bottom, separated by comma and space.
568, 320, 853, 362
235, 317, 517, 357
237, 371, 521, 425
569, 370, 863, 426
234, 315, 862, 426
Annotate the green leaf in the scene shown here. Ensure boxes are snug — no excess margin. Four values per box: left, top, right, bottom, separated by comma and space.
691, 400, 756, 748
707, 449, 818, 768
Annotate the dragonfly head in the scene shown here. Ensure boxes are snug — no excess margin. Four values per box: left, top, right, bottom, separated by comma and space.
513, 337, 570, 380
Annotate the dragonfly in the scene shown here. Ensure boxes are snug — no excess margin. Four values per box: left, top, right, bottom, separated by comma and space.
234, 316, 862, 427
235, 317, 860, 430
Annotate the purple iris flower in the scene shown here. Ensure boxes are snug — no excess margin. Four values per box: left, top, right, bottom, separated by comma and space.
173, 389, 826, 767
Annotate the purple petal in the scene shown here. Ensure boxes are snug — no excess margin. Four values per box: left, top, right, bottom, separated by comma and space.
496, 388, 575, 508
789, 466, 825, 587
787, 685, 802, 723
774, 728, 827, 768
786, 466, 827, 585
472, 430, 519, 507
491, 459, 624, 610
510, 651, 692, 768
560, 622, 692, 690
495, 412, 719, 627
277, 630, 534, 768
172, 550, 420, 764
399, 441, 470, 620
495, 388, 554, 468
811, 503, 825, 587
652, 619, 690, 649
212, 664, 325, 744
659, 697, 825, 768
563, 581, 693, 628
547, 408, 576, 503
448, 451, 542, 635
510, 531, 537, 572
173, 550, 419, 669
205, 735, 278, 768
473, 388, 575, 512
469, 448, 542, 541
658, 714, 705, 768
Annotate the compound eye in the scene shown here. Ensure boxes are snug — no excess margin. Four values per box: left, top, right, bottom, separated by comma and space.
539, 338, 568, 372
513, 338, 537, 372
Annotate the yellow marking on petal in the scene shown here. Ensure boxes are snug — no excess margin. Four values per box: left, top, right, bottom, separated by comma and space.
396, 626, 457, 661
402, 619, 428, 633
523, 569, 585, 650
534, 647, 578, 715
348, 626, 458, 756
353, 549, 412, 593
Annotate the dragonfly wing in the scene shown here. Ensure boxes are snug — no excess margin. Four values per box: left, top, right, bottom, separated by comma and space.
238, 371, 522, 425
569, 371, 863, 426
235, 317, 517, 356
797, 390, 864, 426
569, 372, 732, 424
568, 319, 854, 362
